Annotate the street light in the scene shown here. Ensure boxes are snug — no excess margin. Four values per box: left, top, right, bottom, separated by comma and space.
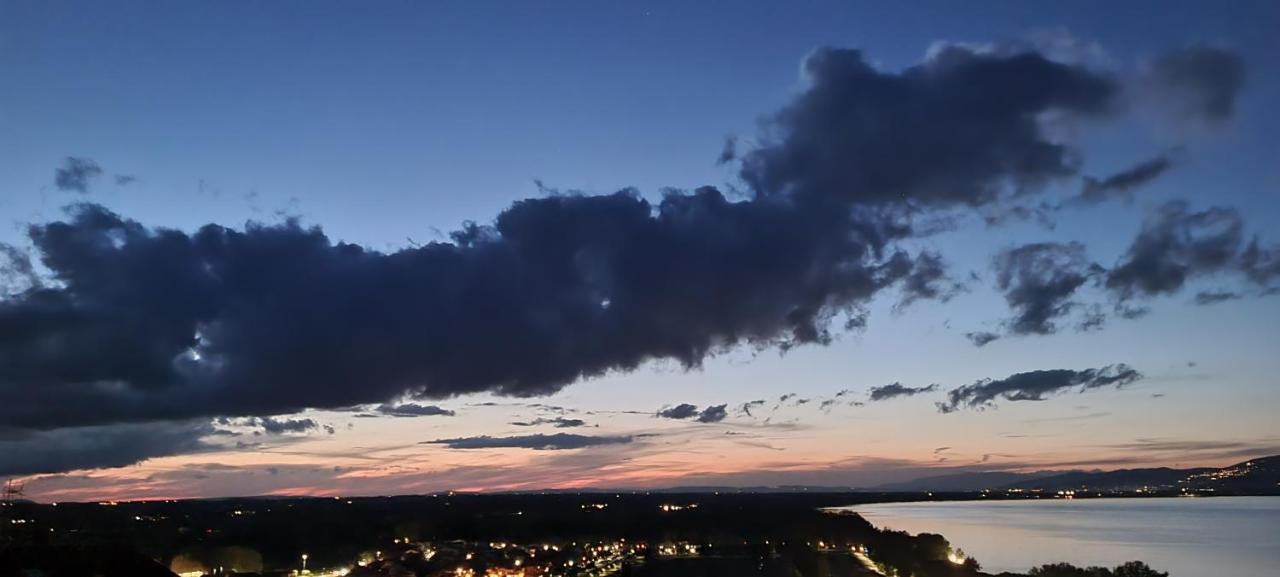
301, 553, 308, 573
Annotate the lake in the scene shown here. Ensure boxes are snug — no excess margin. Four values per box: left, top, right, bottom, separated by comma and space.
836, 497, 1280, 576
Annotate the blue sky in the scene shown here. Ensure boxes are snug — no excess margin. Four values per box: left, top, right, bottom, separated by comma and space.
2, 1, 1279, 500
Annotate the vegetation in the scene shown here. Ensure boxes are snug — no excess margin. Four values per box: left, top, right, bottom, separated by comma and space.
1024, 561, 1168, 577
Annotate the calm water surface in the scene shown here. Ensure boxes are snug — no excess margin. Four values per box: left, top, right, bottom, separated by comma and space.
838, 497, 1280, 577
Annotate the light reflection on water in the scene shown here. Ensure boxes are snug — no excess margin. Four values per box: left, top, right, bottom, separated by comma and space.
833, 497, 1280, 576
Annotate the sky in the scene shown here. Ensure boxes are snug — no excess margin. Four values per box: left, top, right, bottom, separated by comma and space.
2, 0, 1279, 502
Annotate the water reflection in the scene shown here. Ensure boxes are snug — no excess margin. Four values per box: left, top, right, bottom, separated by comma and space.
835, 497, 1280, 576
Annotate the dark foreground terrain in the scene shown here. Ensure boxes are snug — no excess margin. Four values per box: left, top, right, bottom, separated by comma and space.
1, 492, 1170, 577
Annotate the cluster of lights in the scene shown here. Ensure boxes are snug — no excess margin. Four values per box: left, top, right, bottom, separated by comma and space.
656, 542, 700, 556
302, 537, 661, 577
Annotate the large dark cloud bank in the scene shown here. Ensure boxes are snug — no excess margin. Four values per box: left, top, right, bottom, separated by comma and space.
0, 41, 1265, 476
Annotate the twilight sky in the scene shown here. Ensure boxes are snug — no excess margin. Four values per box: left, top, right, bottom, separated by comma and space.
2, 0, 1278, 502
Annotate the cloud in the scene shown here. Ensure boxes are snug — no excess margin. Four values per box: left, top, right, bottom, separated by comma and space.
1, 180, 931, 432
938, 364, 1142, 412
739, 44, 1116, 207
422, 433, 633, 450
510, 417, 586, 428
656, 403, 728, 423
1240, 239, 1280, 288
867, 382, 939, 402
896, 251, 964, 310
54, 157, 104, 193
0, 41, 1248, 475
738, 400, 765, 417
1193, 291, 1241, 305
375, 403, 456, 417
696, 404, 728, 423
0, 245, 41, 296
1143, 44, 1245, 125
252, 417, 317, 434
0, 421, 214, 476
656, 404, 700, 420
1107, 201, 1244, 300
114, 174, 138, 186
1076, 153, 1176, 205
965, 331, 1001, 347
993, 241, 1101, 334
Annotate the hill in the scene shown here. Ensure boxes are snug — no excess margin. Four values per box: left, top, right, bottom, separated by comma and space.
879, 455, 1280, 494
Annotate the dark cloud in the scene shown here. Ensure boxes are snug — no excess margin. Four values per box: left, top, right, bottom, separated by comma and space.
895, 251, 964, 310
656, 403, 700, 420
739, 45, 1116, 208
0, 42, 1244, 473
54, 157, 104, 193
375, 403, 456, 417
114, 174, 138, 186
252, 417, 317, 434
993, 241, 1101, 334
1193, 291, 1241, 305
422, 433, 633, 451
1107, 201, 1243, 300
1076, 153, 1175, 205
656, 403, 728, 423
982, 203, 1057, 229
965, 331, 1001, 347
738, 400, 765, 417
1144, 44, 1245, 125
1240, 239, 1280, 288
716, 136, 737, 165
938, 364, 1142, 412
510, 417, 586, 428
867, 382, 939, 402
696, 404, 728, 423
0, 421, 213, 476
1, 176, 933, 432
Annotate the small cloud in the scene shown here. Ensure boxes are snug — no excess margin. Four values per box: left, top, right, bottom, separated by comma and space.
376, 403, 456, 417
510, 417, 587, 428
696, 404, 728, 423
422, 433, 633, 451
992, 241, 1100, 335
1107, 201, 1244, 300
1194, 290, 1241, 305
738, 400, 766, 417
867, 382, 939, 402
938, 364, 1142, 412
657, 403, 728, 423
54, 157, 103, 193
1075, 153, 1176, 205
656, 403, 700, 420
716, 136, 737, 165
965, 331, 1001, 347
252, 417, 318, 435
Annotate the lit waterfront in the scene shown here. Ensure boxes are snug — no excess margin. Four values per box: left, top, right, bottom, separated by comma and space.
842, 496, 1280, 577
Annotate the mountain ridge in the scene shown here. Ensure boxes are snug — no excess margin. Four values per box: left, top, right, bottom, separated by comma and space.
875, 454, 1280, 494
